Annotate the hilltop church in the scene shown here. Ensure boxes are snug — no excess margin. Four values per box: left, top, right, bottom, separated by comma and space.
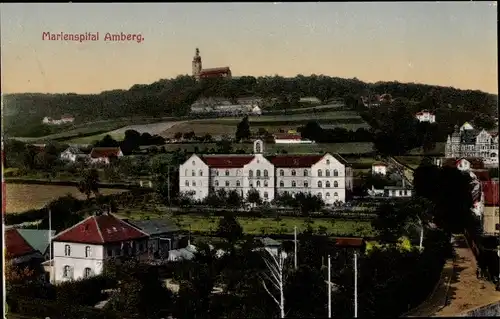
192, 48, 232, 81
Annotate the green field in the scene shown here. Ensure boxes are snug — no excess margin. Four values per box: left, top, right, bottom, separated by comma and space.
394, 156, 425, 169
408, 142, 446, 156
150, 142, 375, 155
122, 213, 376, 237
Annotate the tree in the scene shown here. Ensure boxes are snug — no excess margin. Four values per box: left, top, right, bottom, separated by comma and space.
247, 189, 262, 206
235, 116, 251, 142
260, 248, 288, 318
217, 213, 243, 244
77, 168, 100, 199
372, 202, 410, 243
295, 192, 324, 215
226, 190, 242, 208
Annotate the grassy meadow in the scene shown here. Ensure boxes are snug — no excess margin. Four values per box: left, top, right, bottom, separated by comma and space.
5, 184, 127, 213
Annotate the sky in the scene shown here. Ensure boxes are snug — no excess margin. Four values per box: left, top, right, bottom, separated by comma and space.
1, 2, 498, 95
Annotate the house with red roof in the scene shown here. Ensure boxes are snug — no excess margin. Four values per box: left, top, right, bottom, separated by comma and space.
5, 228, 44, 266
179, 139, 353, 205
89, 147, 123, 165
481, 180, 499, 236
51, 211, 148, 283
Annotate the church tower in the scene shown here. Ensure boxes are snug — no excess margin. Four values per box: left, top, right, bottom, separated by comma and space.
192, 48, 202, 80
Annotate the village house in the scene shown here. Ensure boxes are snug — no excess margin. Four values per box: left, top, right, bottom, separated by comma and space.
50, 211, 149, 283
415, 110, 436, 123
60, 146, 89, 163
5, 228, 45, 267
179, 139, 354, 205
371, 162, 388, 176
384, 185, 412, 198
15, 229, 56, 261
481, 180, 499, 236
42, 115, 75, 125
123, 218, 184, 259
273, 133, 314, 144
89, 147, 123, 165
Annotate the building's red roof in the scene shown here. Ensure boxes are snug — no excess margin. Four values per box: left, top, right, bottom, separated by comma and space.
482, 181, 499, 206
61, 114, 74, 119
5, 228, 37, 258
200, 67, 231, 77
471, 169, 490, 181
200, 155, 255, 168
90, 147, 122, 158
443, 157, 484, 170
268, 154, 324, 167
274, 134, 302, 140
52, 213, 148, 244
372, 162, 387, 167
333, 237, 365, 248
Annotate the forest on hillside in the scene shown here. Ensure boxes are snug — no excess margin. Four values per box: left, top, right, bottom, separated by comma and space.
3, 74, 498, 137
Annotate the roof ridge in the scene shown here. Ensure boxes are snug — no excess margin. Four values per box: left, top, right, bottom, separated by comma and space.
114, 214, 150, 236
52, 214, 94, 241
93, 216, 105, 243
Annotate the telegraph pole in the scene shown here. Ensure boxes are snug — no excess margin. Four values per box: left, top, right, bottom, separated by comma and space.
327, 255, 332, 318
294, 226, 298, 270
354, 251, 358, 318
167, 165, 171, 206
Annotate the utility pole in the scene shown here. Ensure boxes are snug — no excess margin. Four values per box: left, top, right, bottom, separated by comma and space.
327, 255, 332, 318
167, 165, 171, 206
294, 226, 298, 270
354, 251, 358, 318
49, 208, 53, 284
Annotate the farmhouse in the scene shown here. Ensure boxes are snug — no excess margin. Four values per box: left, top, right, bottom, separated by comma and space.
179, 139, 354, 205
89, 147, 123, 164
5, 228, 44, 267
371, 162, 387, 176
415, 110, 436, 123
273, 133, 314, 144
60, 146, 89, 163
51, 211, 149, 283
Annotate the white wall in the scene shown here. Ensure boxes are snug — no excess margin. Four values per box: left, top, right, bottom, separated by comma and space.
372, 165, 387, 176
310, 154, 347, 204
53, 242, 104, 283
243, 154, 275, 201
275, 139, 313, 144
179, 154, 210, 201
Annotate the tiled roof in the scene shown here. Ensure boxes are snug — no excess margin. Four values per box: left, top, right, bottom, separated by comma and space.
443, 157, 485, 170
333, 237, 364, 248
200, 155, 255, 168
124, 218, 180, 235
52, 213, 149, 244
6, 228, 37, 258
200, 67, 231, 75
17, 229, 55, 255
90, 147, 122, 158
482, 181, 499, 206
267, 154, 324, 167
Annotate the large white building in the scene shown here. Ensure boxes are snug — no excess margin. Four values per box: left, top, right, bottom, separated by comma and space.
51, 212, 149, 283
445, 122, 499, 166
179, 140, 354, 204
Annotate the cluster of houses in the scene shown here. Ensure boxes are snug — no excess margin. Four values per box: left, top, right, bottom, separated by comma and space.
190, 97, 262, 116
42, 115, 75, 125
58, 146, 123, 165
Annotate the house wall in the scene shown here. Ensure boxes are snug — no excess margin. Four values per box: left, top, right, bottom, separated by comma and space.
372, 165, 387, 175
275, 139, 313, 144
53, 242, 105, 283
483, 206, 499, 235
179, 154, 210, 201
243, 154, 275, 201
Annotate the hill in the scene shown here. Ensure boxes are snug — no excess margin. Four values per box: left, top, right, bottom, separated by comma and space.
3, 75, 497, 138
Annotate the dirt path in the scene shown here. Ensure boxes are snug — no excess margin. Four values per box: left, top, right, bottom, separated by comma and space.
433, 235, 500, 317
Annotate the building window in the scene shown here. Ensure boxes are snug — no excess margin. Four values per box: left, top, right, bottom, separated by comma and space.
318, 181, 322, 188
334, 181, 338, 188
216, 170, 220, 176
326, 159, 330, 165
199, 170, 203, 176
326, 181, 331, 188
280, 181, 284, 187
318, 170, 322, 177
249, 170, 254, 177
280, 169, 284, 176
264, 181, 268, 187
257, 170, 261, 177
64, 244, 71, 256
63, 265, 72, 278
399, 190, 403, 196
255, 180, 260, 187
236, 180, 241, 187
215, 180, 219, 187
292, 181, 296, 187
185, 180, 189, 187
264, 170, 269, 177
291, 170, 296, 176
250, 182, 253, 187
193, 181, 197, 187
317, 193, 322, 198
333, 170, 339, 177
334, 192, 338, 197
84, 267, 92, 278
192, 161, 195, 166
303, 169, 308, 176
264, 192, 269, 199
225, 170, 230, 176
192, 170, 195, 176
225, 181, 230, 187
184, 169, 188, 176
85, 246, 91, 258
326, 170, 330, 177
304, 181, 309, 188
326, 192, 331, 197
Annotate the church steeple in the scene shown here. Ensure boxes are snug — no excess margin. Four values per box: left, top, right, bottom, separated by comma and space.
192, 48, 202, 79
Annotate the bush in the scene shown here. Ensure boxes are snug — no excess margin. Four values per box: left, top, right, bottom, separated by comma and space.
56, 274, 117, 306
